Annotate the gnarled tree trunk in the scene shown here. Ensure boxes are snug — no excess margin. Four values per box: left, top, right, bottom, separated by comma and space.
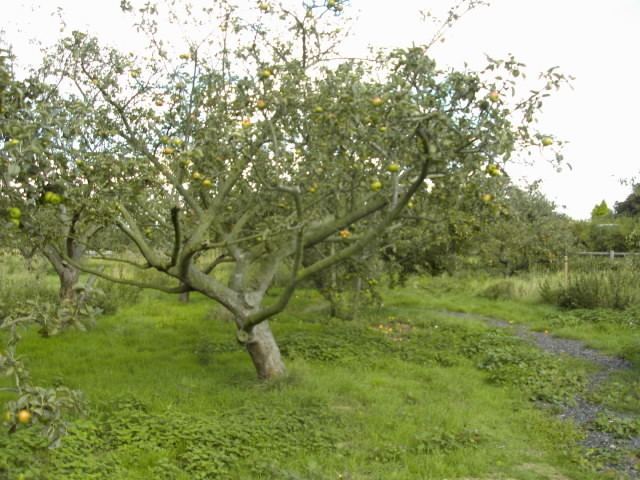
43, 245, 81, 302
244, 321, 286, 380
58, 266, 80, 302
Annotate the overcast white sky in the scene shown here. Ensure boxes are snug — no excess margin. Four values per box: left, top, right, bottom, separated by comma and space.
3, 0, 639, 219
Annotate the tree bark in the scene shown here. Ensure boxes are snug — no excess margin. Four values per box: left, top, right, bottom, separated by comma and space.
244, 321, 286, 380
58, 266, 80, 302
42, 245, 81, 303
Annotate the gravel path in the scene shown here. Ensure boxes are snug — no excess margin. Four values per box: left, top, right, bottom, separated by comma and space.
440, 310, 640, 479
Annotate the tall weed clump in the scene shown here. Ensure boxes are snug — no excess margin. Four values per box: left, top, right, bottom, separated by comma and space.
0, 254, 58, 315
539, 266, 640, 310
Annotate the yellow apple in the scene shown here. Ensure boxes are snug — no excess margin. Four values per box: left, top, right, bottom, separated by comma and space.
256, 99, 268, 110
259, 68, 273, 80
541, 136, 553, 147
162, 147, 175, 155
191, 171, 203, 181
339, 229, 351, 239
202, 178, 213, 188
370, 96, 384, 107
488, 90, 500, 103
241, 118, 252, 128
481, 193, 493, 203
17, 409, 31, 424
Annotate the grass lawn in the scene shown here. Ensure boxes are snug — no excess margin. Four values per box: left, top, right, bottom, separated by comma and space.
2, 276, 620, 480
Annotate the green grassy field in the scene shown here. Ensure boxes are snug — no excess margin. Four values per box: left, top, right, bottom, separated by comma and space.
1, 262, 639, 479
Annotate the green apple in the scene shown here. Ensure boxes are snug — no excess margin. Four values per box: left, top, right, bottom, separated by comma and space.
488, 90, 500, 103
256, 99, 267, 110
370, 96, 384, 106
202, 178, 213, 189
387, 163, 400, 173
7, 207, 21, 220
370, 180, 382, 191
486, 164, 502, 177
43, 191, 62, 205
541, 136, 553, 147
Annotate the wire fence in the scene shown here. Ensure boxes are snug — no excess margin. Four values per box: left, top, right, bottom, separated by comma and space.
560, 250, 640, 283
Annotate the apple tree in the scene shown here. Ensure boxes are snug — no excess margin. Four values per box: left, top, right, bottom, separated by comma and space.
467, 182, 575, 275
0, 45, 136, 304
35, 0, 568, 379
